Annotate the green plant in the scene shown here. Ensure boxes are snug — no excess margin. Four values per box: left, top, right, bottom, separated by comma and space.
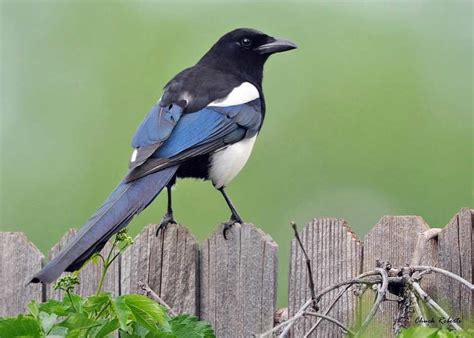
0, 230, 215, 338
398, 327, 474, 338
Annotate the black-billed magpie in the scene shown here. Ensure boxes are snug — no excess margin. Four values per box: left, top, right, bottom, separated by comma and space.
31, 28, 296, 284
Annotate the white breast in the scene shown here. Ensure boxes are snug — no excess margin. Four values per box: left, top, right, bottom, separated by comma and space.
209, 135, 257, 188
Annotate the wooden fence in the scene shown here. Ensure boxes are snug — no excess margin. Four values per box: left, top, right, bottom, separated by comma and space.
0, 208, 472, 337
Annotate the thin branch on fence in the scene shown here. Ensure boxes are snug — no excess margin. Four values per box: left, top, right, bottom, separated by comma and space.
138, 281, 177, 316
411, 266, 474, 290
305, 311, 355, 336
408, 279, 462, 331
355, 267, 389, 337
291, 221, 318, 310
276, 298, 313, 337
411, 228, 442, 266
410, 291, 426, 327
314, 271, 381, 301
304, 285, 352, 338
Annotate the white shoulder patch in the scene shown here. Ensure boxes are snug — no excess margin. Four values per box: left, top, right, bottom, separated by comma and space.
130, 149, 138, 162
208, 82, 259, 107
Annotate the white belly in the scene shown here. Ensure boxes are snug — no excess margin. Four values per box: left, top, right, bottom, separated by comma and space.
209, 135, 257, 188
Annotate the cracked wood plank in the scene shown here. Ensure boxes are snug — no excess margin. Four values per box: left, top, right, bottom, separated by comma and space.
200, 223, 278, 338
0, 232, 43, 317
288, 218, 362, 337
437, 208, 473, 324
120, 223, 199, 315
363, 215, 435, 337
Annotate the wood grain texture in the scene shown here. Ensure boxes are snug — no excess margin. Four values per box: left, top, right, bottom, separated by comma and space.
46, 229, 119, 300
288, 218, 362, 337
200, 223, 278, 338
437, 208, 473, 324
121, 223, 199, 315
363, 216, 432, 337
0, 232, 43, 317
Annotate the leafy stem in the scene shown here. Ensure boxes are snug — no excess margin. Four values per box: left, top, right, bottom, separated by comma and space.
95, 229, 133, 295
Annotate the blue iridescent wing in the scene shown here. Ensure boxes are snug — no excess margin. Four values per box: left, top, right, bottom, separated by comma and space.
126, 99, 261, 182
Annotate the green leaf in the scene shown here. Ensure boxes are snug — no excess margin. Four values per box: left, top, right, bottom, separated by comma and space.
83, 294, 111, 313
121, 294, 171, 334
39, 311, 61, 334
169, 314, 215, 338
398, 327, 440, 338
39, 299, 70, 316
27, 300, 40, 319
0, 315, 42, 337
88, 319, 120, 338
58, 312, 100, 331
112, 296, 132, 331
46, 324, 68, 336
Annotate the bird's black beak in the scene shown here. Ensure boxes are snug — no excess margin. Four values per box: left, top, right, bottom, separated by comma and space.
256, 37, 297, 55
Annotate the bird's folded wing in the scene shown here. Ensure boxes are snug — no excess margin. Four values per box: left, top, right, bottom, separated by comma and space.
125, 98, 261, 182
129, 102, 185, 169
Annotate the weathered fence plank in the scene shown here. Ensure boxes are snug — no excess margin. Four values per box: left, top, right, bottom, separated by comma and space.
363, 216, 432, 336
0, 232, 43, 317
46, 229, 119, 300
121, 223, 199, 315
200, 223, 278, 338
288, 218, 363, 337
437, 208, 473, 322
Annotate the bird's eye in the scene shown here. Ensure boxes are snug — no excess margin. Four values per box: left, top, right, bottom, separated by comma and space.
241, 38, 252, 47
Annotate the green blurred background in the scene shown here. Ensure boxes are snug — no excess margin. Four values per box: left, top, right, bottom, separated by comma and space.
1, 1, 472, 306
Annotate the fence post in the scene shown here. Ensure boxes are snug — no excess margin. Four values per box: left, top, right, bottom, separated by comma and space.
200, 223, 278, 337
0, 232, 43, 317
46, 229, 120, 300
363, 215, 434, 336
437, 208, 473, 322
121, 223, 199, 315
288, 218, 363, 337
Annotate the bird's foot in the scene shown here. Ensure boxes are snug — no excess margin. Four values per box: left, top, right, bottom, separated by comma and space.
156, 213, 177, 236
223, 214, 243, 240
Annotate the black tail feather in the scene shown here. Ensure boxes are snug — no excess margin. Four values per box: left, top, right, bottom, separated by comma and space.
30, 166, 178, 284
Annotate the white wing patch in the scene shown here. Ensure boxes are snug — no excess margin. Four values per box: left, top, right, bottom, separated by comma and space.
130, 149, 138, 162
209, 135, 257, 188
208, 82, 259, 107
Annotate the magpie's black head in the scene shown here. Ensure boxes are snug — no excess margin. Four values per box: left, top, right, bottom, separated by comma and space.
199, 28, 297, 84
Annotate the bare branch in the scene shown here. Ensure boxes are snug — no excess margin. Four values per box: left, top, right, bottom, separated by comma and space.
304, 285, 352, 338
411, 228, 442, 266
291, 221, 318, 310
305, 311, 355, 336
277, 298, 313, 337
410, 291, 426, 327
408, 279, 462, 331
411, 266, 473, 290
355, 267, 389, 337
138, 280, 177, 316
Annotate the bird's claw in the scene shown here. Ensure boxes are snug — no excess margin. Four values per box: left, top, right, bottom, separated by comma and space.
222, 215, 243, 240
155, 213, 177, 236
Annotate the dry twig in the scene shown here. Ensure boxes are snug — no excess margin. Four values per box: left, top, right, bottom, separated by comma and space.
305, 311, 355, 336
138, 280, 177, 316
291, 221, 318, 310
355, 267, 389, 337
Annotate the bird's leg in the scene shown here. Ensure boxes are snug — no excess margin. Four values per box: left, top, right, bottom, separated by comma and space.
218, 187, 244, 239
156, 185, 177, 236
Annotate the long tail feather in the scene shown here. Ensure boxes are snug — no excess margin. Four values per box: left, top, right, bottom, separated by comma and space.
30, 166, 178, 284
